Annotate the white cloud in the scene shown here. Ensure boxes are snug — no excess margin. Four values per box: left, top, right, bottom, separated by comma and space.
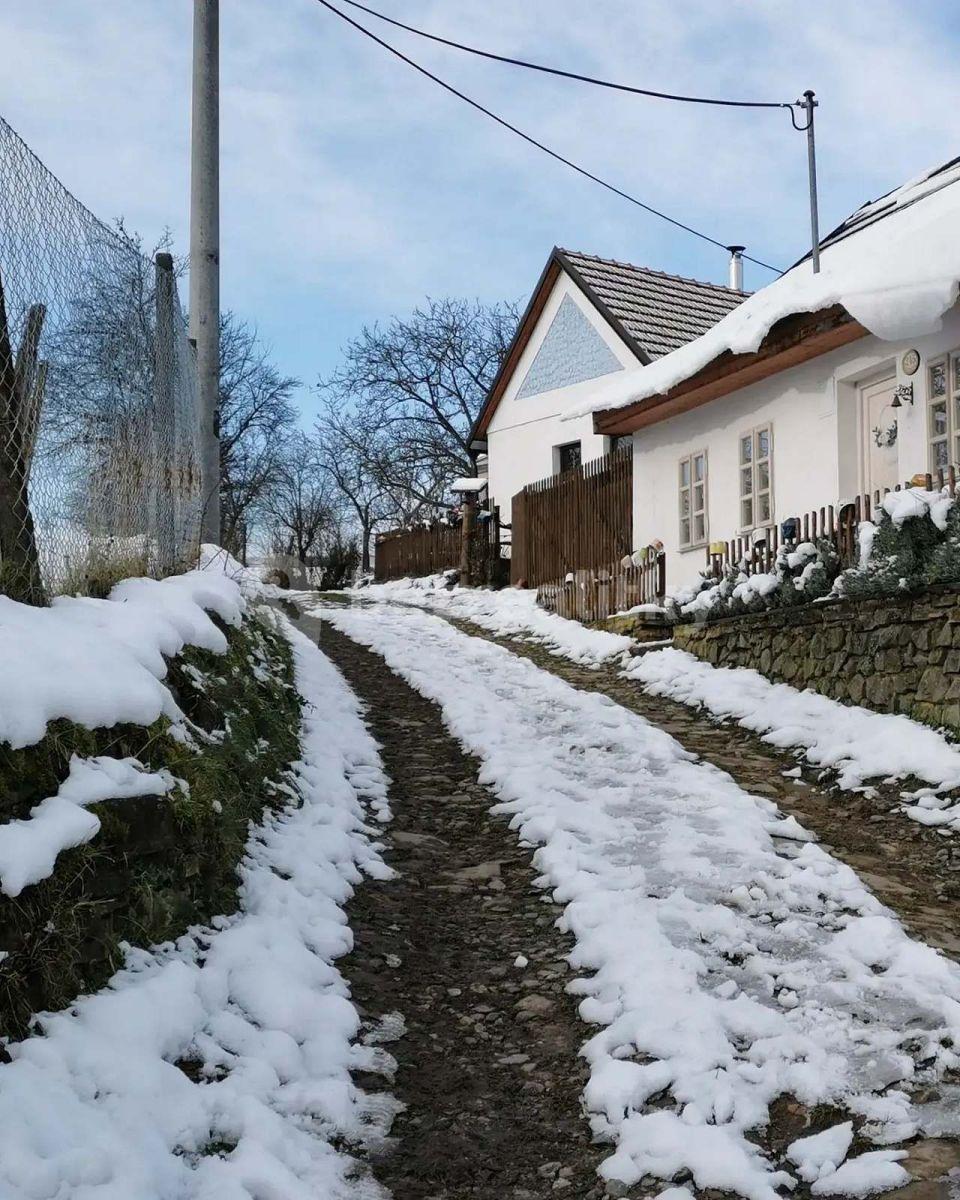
0, 0, 957, 389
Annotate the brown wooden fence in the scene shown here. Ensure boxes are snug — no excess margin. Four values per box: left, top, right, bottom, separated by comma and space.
374, 509, 502, 583
510, 446, 631, 588
537, 550, 667, 622
706, 467, 958, 579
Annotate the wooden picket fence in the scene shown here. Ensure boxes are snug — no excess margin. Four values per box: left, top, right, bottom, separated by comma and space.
706, 467, 958, 579
510, 446, 631, 588
537, 549, 667, 622
374, 508, 502, 583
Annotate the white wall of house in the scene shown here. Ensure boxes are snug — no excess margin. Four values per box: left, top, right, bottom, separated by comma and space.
630, 304, 960, 592
486, 272, 640, 525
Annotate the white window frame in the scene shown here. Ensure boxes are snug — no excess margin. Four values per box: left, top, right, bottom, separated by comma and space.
928, 351, 960, 474
738, 423, 774, 531
678, 449, 708, 550
554, 440, 582, 475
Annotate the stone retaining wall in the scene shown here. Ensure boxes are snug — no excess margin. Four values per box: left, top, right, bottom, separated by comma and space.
672, 585, 960, 732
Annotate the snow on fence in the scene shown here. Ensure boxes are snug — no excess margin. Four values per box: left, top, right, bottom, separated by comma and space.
0, 116, 203, 605
536, 547, 667, 622
706, 466, 958, 579
510, 444, 631, 588
374, 507, 501, 584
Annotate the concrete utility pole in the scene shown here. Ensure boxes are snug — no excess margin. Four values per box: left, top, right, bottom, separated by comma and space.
190, 0, 221, 545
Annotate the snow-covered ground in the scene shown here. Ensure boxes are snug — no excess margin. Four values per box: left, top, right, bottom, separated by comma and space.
347, 576, 632, 665
0, 584, 397, 1197
339, 580, 960, 825
320, 599, 960, 1199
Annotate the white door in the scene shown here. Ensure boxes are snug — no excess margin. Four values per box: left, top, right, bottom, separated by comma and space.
860, 375, 900, 500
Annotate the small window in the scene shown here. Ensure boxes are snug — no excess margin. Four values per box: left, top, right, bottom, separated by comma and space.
929, 353, 960, 472
679, 450, 708, 549
609, 434, 632, 455
557, 441, 582, 474
739, 424, 773, 530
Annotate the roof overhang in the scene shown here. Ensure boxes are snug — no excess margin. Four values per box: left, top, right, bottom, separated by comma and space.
592, 304, 869, 436
469, 247, 650, 444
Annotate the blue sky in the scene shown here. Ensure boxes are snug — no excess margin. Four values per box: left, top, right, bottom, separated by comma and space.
2, 1, 958, 424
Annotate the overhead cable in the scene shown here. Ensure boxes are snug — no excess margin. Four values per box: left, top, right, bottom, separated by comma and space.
333, 0, 796, 113
315, 0, 783, 275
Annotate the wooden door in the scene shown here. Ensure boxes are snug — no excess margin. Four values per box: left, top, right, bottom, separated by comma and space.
860, 375, 899, 500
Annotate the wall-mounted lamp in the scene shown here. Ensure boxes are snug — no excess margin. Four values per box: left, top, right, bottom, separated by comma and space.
891, 383, 914, 409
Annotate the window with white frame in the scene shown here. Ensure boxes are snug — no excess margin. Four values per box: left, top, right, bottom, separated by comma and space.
679, 450, 707, 549
739, 424, 773, 529
928, 352, 960, 472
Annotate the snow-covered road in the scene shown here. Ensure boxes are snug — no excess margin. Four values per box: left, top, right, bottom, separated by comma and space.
320, 599, 960, 1199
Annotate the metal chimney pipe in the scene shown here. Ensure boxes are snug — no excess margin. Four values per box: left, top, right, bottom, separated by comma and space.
727, 245, 745, 291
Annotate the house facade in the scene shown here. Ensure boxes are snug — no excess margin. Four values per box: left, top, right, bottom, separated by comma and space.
583, 158, 960, 591
470, 247, 746, 525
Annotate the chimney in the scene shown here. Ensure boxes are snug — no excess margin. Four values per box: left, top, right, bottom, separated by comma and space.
727, 245, 745, 291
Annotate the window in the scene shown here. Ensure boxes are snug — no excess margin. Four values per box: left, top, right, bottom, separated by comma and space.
928, 352, 960, 472
557, 441, 582, 473
609, 434, 632, 455
679, 450, 707, 549
739, 424, 773, 530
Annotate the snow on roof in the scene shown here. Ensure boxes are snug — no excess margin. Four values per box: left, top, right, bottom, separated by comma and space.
567, 159, 960, 421
450, 476, 487, 492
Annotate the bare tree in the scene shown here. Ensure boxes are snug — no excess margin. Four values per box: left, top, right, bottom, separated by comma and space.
317, 297, 517, 514
217, 313, 299, 557
259, 432, 336, 565
314, 411, 399, 575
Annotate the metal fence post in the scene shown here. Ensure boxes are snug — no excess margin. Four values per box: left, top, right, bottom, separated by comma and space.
155, 253, 177, 574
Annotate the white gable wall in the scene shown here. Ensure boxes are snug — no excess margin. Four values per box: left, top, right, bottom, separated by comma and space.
631, 304, 960, 592
486, 272, 641, 524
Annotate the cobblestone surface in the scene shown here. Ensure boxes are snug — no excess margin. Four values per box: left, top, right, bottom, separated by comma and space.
297, 613, 610, 1200
293, 600, 960, 1198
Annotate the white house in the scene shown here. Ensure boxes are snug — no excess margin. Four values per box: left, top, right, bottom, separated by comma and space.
573, 156, 960, 591
469, 246, 746, 525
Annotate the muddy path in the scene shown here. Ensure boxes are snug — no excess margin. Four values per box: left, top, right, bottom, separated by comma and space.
294, 611, 609, 1200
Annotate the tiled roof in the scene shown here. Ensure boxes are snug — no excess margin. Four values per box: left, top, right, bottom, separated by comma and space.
558, 249, 747, 361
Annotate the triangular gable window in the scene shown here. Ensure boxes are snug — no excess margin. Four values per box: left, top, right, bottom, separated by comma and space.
516, 294, 623, 400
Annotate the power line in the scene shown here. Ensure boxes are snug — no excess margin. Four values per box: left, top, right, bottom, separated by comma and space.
334, 0, 796, 114
314, 0, 783, 275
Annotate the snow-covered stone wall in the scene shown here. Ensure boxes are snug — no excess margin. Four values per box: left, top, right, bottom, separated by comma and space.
673, 584, 960, 732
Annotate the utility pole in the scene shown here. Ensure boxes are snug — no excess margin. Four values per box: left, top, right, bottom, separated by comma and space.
800, 89, 820, 274
190, 0, 221, 545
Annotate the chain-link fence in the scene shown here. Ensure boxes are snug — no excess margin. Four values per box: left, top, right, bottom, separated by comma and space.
0, 115, 204, 603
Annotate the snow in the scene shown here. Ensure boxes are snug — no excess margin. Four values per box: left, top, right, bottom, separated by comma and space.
333, 576, 632, 665
629, 647, 960, 816
810, 1151, 910, 1197
787, 1122, 854, 1182
0, 565, 244, 750
880, 486, 954, 530
318, 600, 960, 1197
450, 477, 487, 493
566, 167, 960, 420
0, 611, 396, 1199
857, 521, 877, 567
333, 580, 960, 821
0, 755, 176, 898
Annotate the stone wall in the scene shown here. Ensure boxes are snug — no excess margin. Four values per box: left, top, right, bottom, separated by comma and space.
672, 585, 960, 733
